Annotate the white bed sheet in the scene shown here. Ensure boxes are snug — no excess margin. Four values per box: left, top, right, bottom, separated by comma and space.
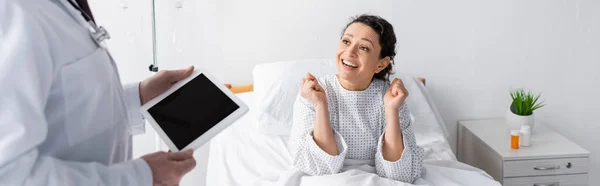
206, 92, 498, 186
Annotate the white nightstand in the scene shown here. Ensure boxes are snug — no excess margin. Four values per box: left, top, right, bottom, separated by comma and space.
458, 119, 590, 186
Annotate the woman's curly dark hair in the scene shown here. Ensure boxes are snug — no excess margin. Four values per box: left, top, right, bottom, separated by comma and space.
343, 14, 397, 82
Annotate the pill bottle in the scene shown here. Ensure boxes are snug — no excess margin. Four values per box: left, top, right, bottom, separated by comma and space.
510, 130, 520, 149
520, 125, 531, 147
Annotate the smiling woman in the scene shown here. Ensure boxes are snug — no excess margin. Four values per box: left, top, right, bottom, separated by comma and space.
288, 14, 424, 183
336, 15, 397, 90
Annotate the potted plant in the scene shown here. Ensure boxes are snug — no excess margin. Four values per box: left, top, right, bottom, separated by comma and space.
506, 89, 545, 131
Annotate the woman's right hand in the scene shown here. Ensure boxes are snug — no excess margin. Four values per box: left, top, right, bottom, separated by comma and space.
300, 73, 327, 107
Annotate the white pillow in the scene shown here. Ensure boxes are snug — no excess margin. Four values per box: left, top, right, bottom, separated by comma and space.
253, 59, 337, 135
400, 76, 455, 160
253, 60, 449, 141
253, 60, 454, 160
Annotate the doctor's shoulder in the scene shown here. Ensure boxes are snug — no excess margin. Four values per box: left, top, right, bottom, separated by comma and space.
0, 1, 54, 60
0, 0, 58, 46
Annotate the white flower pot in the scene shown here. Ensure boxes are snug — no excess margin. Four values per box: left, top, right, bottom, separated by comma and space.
506, 107, 535, 132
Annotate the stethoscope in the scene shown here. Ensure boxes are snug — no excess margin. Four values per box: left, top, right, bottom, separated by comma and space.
65, 0, 111, 44
63, 0, 160, 72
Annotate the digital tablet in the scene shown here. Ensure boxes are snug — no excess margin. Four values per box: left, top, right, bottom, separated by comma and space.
140, 69, 248, 152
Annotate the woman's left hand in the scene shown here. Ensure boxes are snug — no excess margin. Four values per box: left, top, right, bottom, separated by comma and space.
384, 78, 409, 111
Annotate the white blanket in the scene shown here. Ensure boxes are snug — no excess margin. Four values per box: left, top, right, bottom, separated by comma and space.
253, 159, 501, 186
207, 92, 500, 186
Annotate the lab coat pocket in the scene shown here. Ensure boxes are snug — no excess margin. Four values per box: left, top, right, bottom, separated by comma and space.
61, 47, 127, 146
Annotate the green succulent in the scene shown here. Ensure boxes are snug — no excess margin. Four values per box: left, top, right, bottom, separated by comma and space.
510, 89, 545, 116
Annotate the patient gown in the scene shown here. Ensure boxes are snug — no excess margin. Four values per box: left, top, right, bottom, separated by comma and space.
288, 74, 424, 183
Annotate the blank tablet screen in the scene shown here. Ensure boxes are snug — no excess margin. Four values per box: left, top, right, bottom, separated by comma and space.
148, 74, 239, 150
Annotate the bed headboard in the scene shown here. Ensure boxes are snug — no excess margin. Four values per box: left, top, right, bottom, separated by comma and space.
224, 84, 254, 94
417, 77, 426, 86
226, 77, 426, 94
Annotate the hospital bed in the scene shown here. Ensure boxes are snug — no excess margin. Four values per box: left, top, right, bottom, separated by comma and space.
208, 59, 500, 186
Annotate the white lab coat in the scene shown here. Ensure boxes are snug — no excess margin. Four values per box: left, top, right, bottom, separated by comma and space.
0, 0, 152, 185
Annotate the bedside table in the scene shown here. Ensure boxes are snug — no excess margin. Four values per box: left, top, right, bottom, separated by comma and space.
458, 119, 590, 186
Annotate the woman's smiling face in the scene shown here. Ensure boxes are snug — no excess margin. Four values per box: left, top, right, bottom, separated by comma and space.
335, 23, 389, 88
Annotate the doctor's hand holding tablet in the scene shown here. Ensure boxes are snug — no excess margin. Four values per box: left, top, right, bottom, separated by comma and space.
139, 66, 249, 185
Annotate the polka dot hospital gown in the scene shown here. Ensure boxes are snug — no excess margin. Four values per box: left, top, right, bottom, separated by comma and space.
288, 74, 424, 183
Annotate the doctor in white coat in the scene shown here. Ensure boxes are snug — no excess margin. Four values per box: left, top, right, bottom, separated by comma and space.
0, 0, 197, 185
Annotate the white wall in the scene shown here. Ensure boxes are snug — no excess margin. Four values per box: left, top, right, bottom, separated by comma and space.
91, 0, 600, 185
